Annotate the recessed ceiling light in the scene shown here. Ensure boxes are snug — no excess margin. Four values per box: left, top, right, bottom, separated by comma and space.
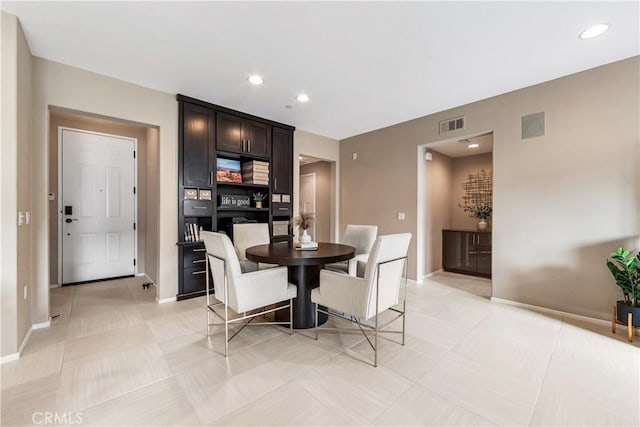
248, 75, 263, 85
296, 94, 310, 103
285, 105, 292, 109
579, 24, 609, 39
468, 143, 480, 149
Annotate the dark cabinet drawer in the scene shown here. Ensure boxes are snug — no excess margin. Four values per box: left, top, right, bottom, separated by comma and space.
184, 200, 213, 216
183, 244, 207, 267
183, 266, 208, 295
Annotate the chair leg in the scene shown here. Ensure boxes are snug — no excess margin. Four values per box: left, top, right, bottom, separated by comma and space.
374, 314, 378, 368
289, 298, 293, 336
224, 302, 229, 357
628, 313, 633, 343
612, 305, 616, 334
314, 303, 319, 340
401, 300, 406, 346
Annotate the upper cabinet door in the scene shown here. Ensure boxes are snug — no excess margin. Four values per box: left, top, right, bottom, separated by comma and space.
243, 119, 271, 157
271, 127, 293, 194
216, 112, 244, 153
183, 103, 215, 187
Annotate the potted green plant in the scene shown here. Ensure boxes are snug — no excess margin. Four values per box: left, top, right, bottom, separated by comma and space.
607, 246, 640, 328
252, 192, 266, 209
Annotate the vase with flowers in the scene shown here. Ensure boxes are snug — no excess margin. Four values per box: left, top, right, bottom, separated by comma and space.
460, 204, 492, 231
290, 212, 315, 243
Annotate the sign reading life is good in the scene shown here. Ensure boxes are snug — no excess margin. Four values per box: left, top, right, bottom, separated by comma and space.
220, 194, 250, 208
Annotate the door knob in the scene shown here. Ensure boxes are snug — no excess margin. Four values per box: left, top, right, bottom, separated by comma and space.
65, 218, 78, 223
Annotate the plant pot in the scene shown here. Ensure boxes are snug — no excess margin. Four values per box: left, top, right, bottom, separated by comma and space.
477, 219, 488, 231
255, 201, 262, 209
616, 301, 640, 327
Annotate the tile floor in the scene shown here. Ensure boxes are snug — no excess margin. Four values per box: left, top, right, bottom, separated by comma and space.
1, 272, 638, 426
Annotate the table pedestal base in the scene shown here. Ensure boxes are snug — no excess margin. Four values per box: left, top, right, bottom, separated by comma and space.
276, 265, 328, 329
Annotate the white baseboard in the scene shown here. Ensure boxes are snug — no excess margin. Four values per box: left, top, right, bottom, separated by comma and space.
418, 269, 444, 283
16, 327, 33, 357
50, 283, 61, 288
156, 296, 176, 304
1, 352, 20, 364
136, 272, 147, 277
32, 319, 51, 330
490, 297, 609, 326
1, 318, 53, 364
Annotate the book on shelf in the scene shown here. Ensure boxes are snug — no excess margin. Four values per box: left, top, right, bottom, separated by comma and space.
242, 163, 269, 173
184, 223, 203, 242
243, 180, 269, 186
243, 171, 269, 180
243, 160, 269, 168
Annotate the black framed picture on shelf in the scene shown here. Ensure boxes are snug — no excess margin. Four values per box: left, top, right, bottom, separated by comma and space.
216, 158, 242, 183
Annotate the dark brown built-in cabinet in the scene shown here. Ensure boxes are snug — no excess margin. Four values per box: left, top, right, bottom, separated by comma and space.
216, 112, 271, 157
177, 94, 295, 300
442, 229, 492, 278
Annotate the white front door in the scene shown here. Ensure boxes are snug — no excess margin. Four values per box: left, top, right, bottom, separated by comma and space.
60, 128, 136, 284
299, 173, 316, 241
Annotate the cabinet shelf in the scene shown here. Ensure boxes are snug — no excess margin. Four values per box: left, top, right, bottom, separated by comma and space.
217, 150, 270, 162
216, 182, 269, 189
217, 207, 270, 212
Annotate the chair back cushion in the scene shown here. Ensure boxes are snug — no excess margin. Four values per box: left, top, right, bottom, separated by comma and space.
363, 233, 412, 319
201, 231, 242, 306
232, 223, 270, 261
342, 224, 378, 255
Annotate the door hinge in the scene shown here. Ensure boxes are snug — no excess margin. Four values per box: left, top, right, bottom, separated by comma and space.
133, 186, 136, 194
133, 151, 136, 158
133, 222, 136, 230
133, 258, 136, 266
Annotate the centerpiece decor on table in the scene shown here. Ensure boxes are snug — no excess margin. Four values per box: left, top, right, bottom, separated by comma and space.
458, 169, 493, 231
290, 212, 316, 247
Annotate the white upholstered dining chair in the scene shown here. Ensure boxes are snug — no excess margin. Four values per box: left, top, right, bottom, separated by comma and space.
325, 224, 378, 276
311, 233, 412, 367
232, 223, 276, 273
202, 231, 297, 357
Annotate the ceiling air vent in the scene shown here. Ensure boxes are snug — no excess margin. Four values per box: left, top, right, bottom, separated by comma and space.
439, 116, 465, 134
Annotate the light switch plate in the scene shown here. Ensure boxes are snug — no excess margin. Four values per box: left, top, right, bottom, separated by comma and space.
397, 212, 406, 220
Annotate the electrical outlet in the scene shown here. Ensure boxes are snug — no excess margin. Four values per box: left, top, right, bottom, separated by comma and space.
23, 285, 27, 300
397, 212, 406, 221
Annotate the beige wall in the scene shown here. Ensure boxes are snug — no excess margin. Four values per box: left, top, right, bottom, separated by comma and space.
341, 57, 640, 320
424, 151, 453, 274
145, 127, 160, 284
48, 110, 156, 284
300, 161, 332, 242
451, 153, 493, 229
294, 130, 340, 241
31, 57, 178, 321
1, 12, 33, 357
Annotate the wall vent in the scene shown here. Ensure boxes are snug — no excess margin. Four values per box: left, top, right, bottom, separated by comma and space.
439, 116, 465, 134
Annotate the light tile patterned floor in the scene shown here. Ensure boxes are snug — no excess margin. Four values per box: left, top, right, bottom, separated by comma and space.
2, 272, 639, 426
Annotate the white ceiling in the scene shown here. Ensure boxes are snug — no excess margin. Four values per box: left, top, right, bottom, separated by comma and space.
2, 2, 638, 140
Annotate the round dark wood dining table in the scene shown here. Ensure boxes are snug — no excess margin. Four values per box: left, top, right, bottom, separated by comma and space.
246, 242, 355, 329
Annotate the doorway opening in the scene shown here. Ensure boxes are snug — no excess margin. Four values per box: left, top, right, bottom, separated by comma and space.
416, 131, 494, 298
298, 155, 334, 243
48, 108, 160, 288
